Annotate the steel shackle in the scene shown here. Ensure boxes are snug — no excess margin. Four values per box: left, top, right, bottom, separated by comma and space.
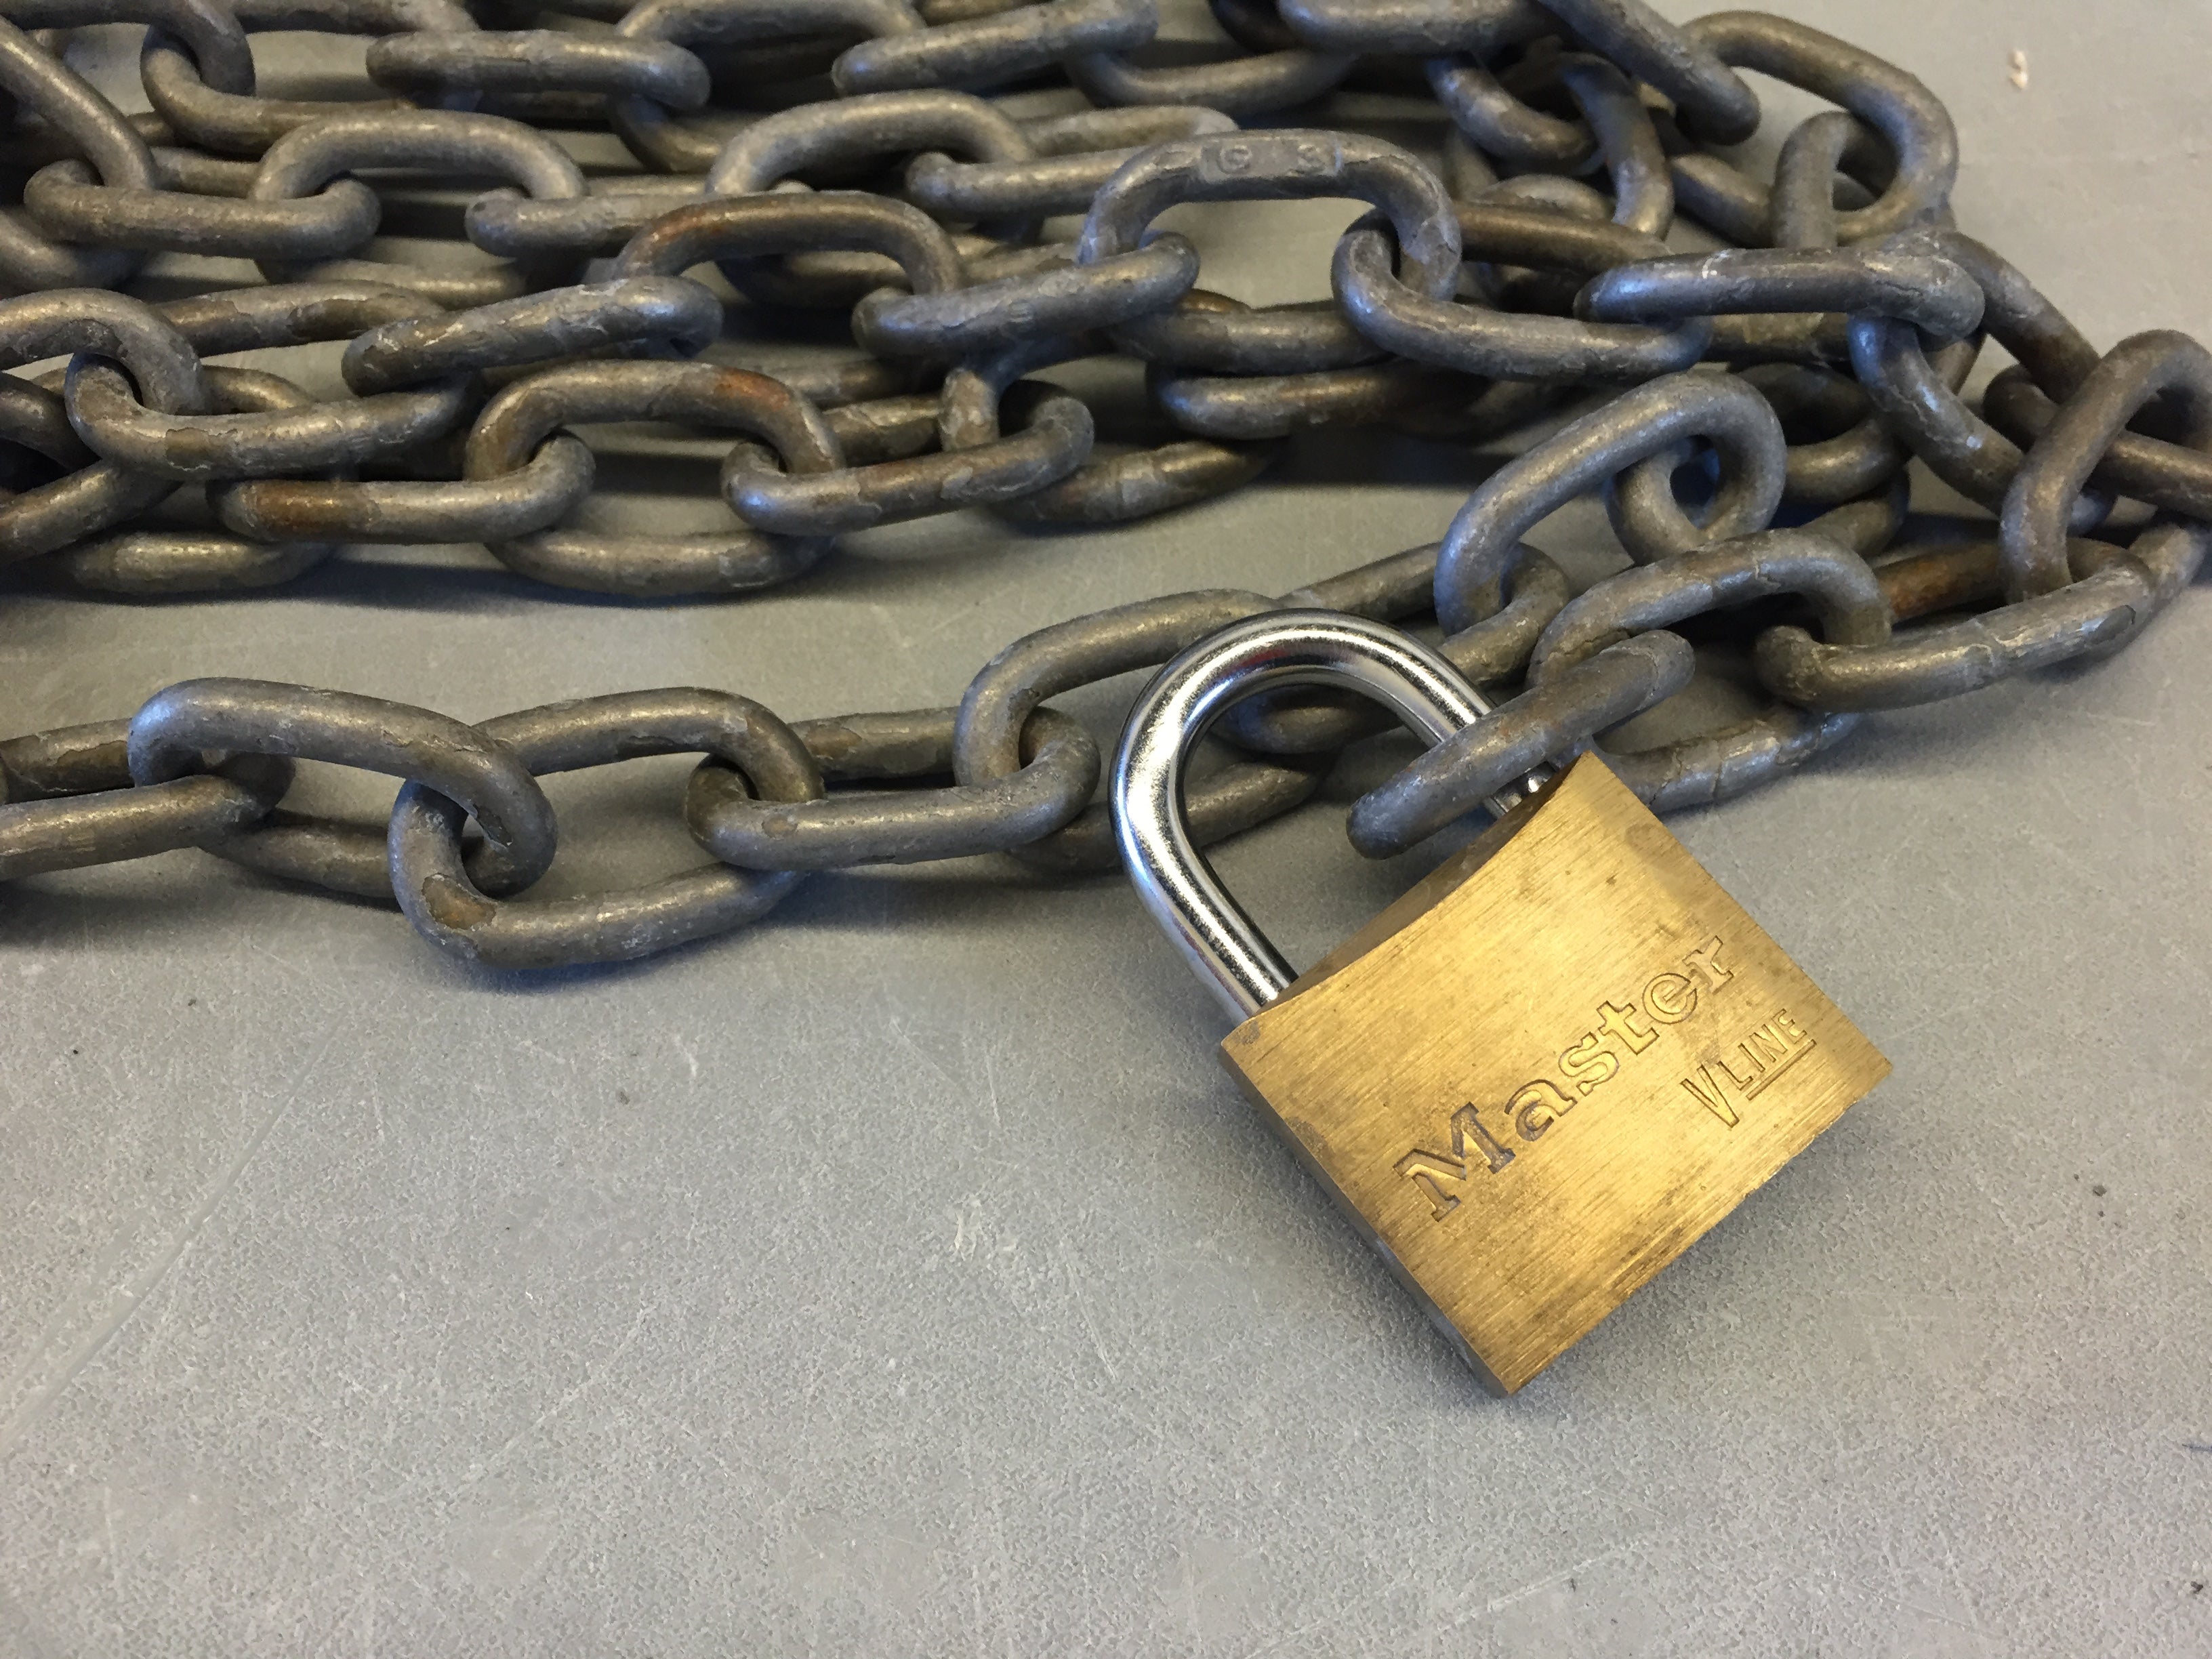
1111, 610, 1545, 1024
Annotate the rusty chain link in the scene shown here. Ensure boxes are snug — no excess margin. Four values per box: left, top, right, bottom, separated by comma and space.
0, 0, 2205, 968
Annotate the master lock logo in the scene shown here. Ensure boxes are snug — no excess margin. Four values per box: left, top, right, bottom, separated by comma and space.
1394, 935, 1745, 1219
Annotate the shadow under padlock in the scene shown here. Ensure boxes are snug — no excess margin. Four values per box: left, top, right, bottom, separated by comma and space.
1111, 609, 1889, 1395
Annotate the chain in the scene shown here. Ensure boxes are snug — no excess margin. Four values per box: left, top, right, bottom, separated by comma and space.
1, 1, 2207, 969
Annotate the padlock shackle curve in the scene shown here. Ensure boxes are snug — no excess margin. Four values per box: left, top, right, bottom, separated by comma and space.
1111, 609, 1541, 1023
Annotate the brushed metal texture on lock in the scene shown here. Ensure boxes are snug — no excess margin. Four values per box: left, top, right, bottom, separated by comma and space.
1218, 755, 1890, 1395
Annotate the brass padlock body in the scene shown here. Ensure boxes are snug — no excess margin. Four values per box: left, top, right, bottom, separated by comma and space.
1218, 755, 1889, 1395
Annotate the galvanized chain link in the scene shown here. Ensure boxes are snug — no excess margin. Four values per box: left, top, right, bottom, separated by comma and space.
1, 0, 2206, 968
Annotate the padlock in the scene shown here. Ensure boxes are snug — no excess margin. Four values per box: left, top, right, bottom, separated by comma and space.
1112, 611, 1888, 1394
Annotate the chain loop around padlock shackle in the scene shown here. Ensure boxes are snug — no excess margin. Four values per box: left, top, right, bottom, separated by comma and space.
1112, 611, 1544, 1023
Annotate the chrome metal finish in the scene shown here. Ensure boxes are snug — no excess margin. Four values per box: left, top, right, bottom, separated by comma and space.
1112, 611, 1540, 1021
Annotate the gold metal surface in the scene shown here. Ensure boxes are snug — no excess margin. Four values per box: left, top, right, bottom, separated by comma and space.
1218, 755, 1889, 1395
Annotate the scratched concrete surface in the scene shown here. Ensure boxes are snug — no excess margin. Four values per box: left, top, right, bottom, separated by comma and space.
3, 2, 2211, 1654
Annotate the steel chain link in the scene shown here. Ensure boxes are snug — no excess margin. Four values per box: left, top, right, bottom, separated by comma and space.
0, 0, 2205, 968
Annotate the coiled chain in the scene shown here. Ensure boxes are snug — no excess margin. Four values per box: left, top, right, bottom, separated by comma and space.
2, 0, 2205, 968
